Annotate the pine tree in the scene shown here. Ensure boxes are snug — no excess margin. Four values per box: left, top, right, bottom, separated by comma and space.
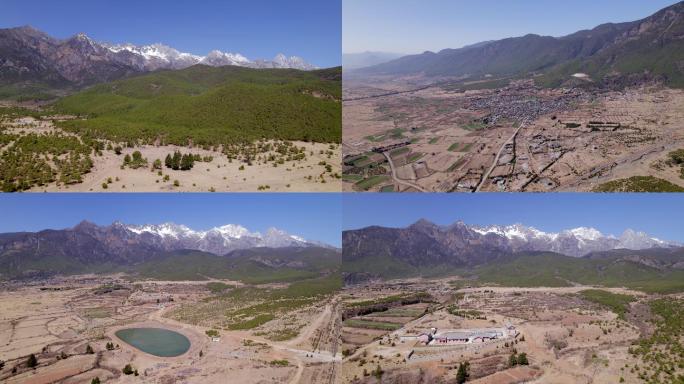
171, 151, 182, 170
456, 361, 470, 383
165, 154, 172, 169
86, 344, 94, 354
518, 353, 529, 365
509, 353, 518, 367
180, 154, 194, 170
27, 353, 37, 368
91, 377, 101, 384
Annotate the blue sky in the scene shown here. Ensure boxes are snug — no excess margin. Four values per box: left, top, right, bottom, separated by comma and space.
0, 0, 341, 67
343, 194, 684, 242
343, 0, 678, 53
0, 194, 342, 246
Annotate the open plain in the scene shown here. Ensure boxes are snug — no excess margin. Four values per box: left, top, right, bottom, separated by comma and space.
0, 276, 341, 384
343, 77, 684, 192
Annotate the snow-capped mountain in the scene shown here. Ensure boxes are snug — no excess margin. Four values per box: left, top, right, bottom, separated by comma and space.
470, 223, 678, 257
103, 41, 314, 71
0, 26, 319, 89
343, 220, 682, 280
118, 222, 321, 255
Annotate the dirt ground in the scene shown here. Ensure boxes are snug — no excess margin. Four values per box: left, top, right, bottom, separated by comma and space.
1, 114, 341, 193
32, 140, 341, 193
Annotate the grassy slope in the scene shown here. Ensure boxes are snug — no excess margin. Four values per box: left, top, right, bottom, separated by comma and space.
54, 65, 341, 145
133, 248, 340, 283
579, 289, 635, 319
474, 253, 684, 293
345, 251, 684, 294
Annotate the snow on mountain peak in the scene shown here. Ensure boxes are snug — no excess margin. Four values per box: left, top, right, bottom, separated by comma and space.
99, 39, 316, 70
126, 222, 194, 239
120, 222, 318, 254
212, 224, 254, 239
566, 227, 604, 241
463, 222, 677, 256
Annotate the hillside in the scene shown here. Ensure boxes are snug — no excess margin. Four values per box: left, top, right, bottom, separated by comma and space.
355, 2, 684, 88
53, 65, 342, 145
473, 252, 684, 293
0, 245, 340, 283
133, 247, 341, 283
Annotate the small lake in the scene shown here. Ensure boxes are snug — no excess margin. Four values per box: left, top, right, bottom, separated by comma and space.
115, 328, 190, 357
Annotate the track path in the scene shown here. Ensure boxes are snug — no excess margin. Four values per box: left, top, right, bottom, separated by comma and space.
383, 152, 429, 192
475, 121, 526, 192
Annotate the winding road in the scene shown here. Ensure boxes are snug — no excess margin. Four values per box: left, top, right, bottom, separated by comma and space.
383, 152, 429, 192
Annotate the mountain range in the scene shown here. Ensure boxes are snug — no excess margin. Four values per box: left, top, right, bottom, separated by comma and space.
352, 1, 684, 88
342, 220, 684, 289
0, 221, 338, 281
0, 26, 317, 93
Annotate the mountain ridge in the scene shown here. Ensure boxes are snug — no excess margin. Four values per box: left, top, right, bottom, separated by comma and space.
352, 1, 684, 88
0, 221, 339, 281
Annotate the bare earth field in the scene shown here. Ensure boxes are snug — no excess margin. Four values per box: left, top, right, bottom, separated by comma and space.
0, 109, 341, 193
339, 279, 682, 384
33, 140, 340, 193
0, 276, 341, 384
343, 76, 684, 192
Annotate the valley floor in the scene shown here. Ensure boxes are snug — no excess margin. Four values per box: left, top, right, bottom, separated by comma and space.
0, 276, 341, 384
342, 78, 684, 192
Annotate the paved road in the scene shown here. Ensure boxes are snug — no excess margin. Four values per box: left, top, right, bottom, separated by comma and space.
475, 121, 526, 192
383, 152, 429, 192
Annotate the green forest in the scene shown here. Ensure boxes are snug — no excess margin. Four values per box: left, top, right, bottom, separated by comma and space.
54, 65, 342, 145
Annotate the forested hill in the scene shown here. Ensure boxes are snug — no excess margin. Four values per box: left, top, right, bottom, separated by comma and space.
54, 65, 342, 145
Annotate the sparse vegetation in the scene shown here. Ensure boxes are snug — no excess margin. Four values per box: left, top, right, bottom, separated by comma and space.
579, 289, 635, 319
593, 176, 684, 192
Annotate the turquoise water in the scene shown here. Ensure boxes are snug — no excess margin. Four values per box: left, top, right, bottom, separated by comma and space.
115, 328, 190, 357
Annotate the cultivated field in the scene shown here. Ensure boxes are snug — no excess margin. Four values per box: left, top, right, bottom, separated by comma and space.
343, 76, 684, 192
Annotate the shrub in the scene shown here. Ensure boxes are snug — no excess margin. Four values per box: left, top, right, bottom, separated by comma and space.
27, 354, 37, 368
122, 364, 134, 375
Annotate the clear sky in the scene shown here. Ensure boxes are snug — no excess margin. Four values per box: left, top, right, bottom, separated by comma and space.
0, 0, 341, 68
0, 194, 342, 247
343, 0, 679, 54
343, 194, 684, 242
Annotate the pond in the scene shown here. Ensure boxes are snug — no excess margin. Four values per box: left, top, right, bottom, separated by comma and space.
115, 328, 191, 357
